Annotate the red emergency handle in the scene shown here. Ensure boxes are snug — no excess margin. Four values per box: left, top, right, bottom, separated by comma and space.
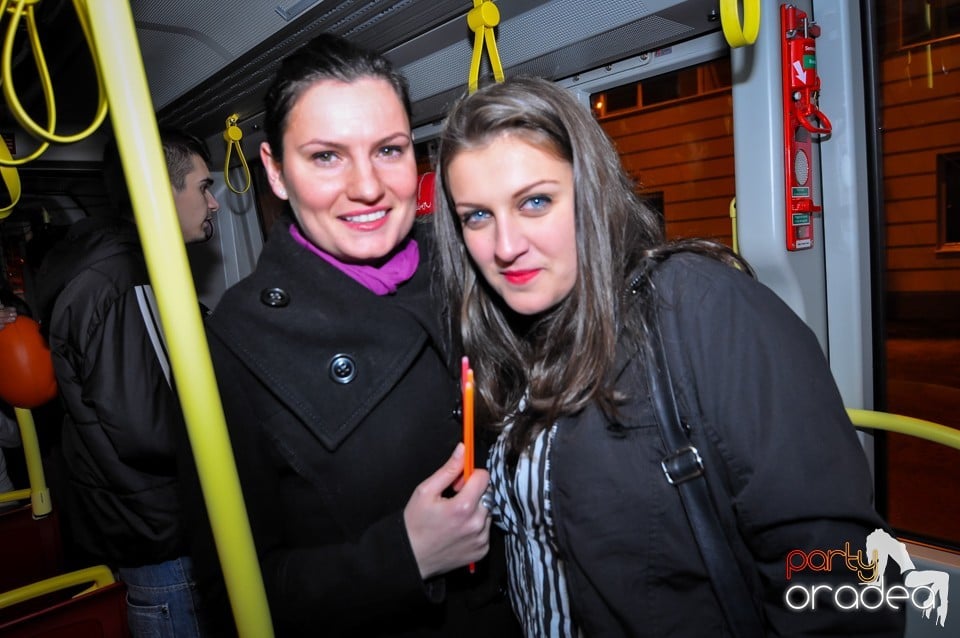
783, 5, 831, 135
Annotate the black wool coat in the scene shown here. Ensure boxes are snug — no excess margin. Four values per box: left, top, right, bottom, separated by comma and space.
550, 254, 905, 637
189, 216, 519, 637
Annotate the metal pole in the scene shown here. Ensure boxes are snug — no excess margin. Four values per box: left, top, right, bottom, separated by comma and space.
81, 2, 273, 635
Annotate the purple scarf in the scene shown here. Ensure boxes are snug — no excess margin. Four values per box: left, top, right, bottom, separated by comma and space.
289, 224, 419, 295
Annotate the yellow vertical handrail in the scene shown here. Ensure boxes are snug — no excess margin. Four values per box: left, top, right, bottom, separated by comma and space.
13, 407, 50, 516
83, 3, 273, 636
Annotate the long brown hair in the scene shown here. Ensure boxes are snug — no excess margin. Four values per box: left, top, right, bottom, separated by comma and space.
433, 77, 750, 459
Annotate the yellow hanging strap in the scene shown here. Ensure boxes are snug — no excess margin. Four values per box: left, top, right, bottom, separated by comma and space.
467, 0, 504, 93
0, 0, 44, 216
0, 0, 53, 166
223, 114, 251, 194
719, 0, 760, 48
1, 0, 108, 147
0, 0, 109, 215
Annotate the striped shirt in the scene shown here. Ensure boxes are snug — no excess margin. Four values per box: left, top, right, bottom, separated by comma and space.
487, 420, 583, 637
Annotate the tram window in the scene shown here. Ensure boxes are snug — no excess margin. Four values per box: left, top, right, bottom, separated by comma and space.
592, 55, 735, 247
590, 59, 730, 118
879, 0, 960, 550
642, 69, 693, 106
898, 0, 960, 47
938, 152, 960, 248
604, 84, 639, 114
700, 59, 732, 92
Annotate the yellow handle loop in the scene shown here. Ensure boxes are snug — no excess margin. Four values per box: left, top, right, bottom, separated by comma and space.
0, 137, 21, 218
0, 0, 53, 166
223, 114, 251, 194
1, 0, 109, 146
467, 0, 504, 93
720, 0, 760, 48
847, 408, 960, 451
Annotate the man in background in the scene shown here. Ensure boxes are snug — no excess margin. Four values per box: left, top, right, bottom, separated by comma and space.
34, 129, 219, 638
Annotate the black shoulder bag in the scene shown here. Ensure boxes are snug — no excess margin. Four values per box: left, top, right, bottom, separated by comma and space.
645, 322, 767, 638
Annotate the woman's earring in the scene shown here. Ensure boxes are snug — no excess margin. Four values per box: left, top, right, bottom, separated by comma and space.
277, 188, 286, 198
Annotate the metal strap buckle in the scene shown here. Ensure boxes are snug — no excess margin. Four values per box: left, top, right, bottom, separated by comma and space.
661, 445, 704, 485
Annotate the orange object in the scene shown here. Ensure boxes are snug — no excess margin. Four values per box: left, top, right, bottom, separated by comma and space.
0, 316, 58, 408
461, 357, 474, 479
462, 360, 476, 574
463, 374, 474, 481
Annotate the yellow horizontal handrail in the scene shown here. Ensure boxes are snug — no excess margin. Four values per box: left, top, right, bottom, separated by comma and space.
0, 488, 29, 503
0, 565, 115, 609
848, 408, 960, 451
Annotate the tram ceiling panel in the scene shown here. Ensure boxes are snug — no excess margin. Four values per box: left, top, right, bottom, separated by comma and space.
144, 0, 722, 138
139, 0, 466, 136
0, 1, 721, 141
397, 0, 723, 128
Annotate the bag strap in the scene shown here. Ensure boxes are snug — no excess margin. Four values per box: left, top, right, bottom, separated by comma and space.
645, 322, 766, 638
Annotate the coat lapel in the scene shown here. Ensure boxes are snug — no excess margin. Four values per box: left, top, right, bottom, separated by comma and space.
208, 223, 435, 450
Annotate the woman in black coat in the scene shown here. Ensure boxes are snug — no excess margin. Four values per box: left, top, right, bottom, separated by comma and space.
192, 34, 518, 637
432, 77, 905, 637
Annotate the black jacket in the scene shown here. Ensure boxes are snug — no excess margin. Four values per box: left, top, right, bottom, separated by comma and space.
34, 216, 188, 567
550, 254, 905, 637
193, 216, 518, 637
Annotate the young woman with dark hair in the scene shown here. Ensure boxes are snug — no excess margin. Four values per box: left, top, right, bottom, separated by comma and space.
192, 34, 519, 637
433, 76, 905, 638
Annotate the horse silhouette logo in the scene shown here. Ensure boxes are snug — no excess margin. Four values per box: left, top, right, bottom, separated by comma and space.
865, 529, 949, 627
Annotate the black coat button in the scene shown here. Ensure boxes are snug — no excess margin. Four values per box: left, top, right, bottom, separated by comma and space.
329, 354, 357, 384
260, 287, 290, 307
